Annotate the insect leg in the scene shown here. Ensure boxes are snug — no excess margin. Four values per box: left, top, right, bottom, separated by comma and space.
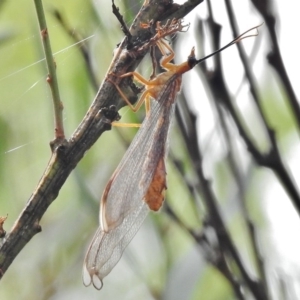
156, 39, 177, 70
108, 78, 151, 113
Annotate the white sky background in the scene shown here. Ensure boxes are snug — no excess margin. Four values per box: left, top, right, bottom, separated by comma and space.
1, 0, 300, 297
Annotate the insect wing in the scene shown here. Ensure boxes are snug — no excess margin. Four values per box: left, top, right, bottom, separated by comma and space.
83, 76, 179, 289
83, 203, 149, 289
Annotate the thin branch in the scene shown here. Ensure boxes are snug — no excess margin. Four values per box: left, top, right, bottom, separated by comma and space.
164, 203, 246, 300
251, 0, 300, 133
112, 0, 132, 40
33, 0, 65, 140
52, 10, 99, 91
160, 0, 204, 22
223, 0, 268, 130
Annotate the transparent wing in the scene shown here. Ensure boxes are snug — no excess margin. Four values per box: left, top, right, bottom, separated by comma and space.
83, 77, 179, 289
83, 202, 149, 289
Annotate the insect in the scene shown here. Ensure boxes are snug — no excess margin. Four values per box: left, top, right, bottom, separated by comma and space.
83, 22, 262, 290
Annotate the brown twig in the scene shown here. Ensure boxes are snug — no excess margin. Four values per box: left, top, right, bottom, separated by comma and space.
34, 0, 65, 141
52, 9, 99, 91
112, 0, 132, 41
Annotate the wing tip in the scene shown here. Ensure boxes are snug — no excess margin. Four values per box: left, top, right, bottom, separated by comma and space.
82, 264, 92, 287
92, 274, 103, 290
82, 264, 103, 290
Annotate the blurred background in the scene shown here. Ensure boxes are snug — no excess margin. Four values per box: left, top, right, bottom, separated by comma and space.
0, 0, 300, 299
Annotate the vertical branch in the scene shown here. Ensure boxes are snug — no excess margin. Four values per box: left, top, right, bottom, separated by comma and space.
251, 0, 300, 133
33, 0, 65, 140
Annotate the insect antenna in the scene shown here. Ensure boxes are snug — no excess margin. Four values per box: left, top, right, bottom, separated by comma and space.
192, 23, 263, 66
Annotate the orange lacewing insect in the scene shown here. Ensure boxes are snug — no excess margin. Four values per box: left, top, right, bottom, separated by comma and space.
83, 23, 262, 290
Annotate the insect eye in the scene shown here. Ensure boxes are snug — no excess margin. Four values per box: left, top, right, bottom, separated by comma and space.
188, 56, 197, 68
